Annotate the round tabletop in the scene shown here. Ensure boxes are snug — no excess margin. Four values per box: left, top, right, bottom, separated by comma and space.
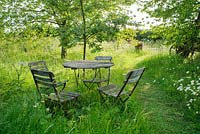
63, 60, 114, 69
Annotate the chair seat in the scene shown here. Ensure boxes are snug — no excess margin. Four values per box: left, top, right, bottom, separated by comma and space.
47, 91, 80, 103
99, 84, 128, 98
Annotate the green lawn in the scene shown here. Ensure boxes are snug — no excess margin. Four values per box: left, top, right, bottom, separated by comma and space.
0, 37, 199, 134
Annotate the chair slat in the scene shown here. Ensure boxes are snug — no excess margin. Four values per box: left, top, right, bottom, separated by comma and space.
36, 79, 54, 86
34, 75, 53, 82
31, 69, 54, 77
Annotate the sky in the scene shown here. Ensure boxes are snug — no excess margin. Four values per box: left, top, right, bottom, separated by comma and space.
128, 4, 162, 29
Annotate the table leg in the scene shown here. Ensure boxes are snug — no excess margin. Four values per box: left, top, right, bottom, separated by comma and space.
73, 69, 79, 86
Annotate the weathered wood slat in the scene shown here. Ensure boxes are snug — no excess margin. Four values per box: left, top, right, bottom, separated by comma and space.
34, 75, 53, 82
31, 69, 54, 77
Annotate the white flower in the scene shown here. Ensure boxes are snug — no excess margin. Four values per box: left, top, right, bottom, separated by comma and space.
177, 85, 183, 91
186, 71, 189, 74
185, 86, 191, 91
191, 80, 195, 85
33, 102, 39, 108
46, 108, 50, 112
178, 78, 184, 82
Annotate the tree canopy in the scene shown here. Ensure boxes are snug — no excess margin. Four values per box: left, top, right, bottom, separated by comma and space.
1, 0, 136, 59
137, 0, 200, 57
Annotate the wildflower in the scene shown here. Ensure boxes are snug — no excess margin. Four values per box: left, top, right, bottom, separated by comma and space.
33, 103, 39, 108
185, 86, 190, 92
46, 108, 50, 112
162, 78, 165, 80
178, 78, 184, 82
186, 71, 189, 74
153, 80, 156, 83
189, 99, 193, 103
197, 86, 200, 90
177, 85, 183, 91
191, 80, 195, 85
196, 111, 199, 114
197, 66, 199, 69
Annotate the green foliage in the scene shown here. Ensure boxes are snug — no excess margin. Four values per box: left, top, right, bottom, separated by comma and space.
118, 28, 137, 42
116, 28, 139, 48
138, 0, 200, 57
1, 0, 136, 59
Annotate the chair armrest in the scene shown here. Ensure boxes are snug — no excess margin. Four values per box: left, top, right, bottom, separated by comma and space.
54, 80, 68, 91
55, 80, 68, 87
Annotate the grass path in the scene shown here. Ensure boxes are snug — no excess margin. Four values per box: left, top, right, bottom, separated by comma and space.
137, 81, 197, 134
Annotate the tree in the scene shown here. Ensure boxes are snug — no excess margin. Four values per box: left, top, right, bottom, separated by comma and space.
1, 0, 136, 59
137, 0, 200, 57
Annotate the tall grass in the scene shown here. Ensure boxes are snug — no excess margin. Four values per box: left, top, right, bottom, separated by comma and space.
0, 37, 199, 133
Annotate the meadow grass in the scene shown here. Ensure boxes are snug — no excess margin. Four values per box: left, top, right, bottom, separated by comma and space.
0, 37, 199, 133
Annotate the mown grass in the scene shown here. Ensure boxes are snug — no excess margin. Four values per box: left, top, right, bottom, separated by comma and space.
0, 37, 199, 134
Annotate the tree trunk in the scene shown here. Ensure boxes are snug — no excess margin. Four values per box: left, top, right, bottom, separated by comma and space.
61, 46, 67, 59
80, 0, 86, 60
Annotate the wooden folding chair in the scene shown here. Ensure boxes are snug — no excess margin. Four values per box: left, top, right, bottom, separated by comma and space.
83, 56, 113, 89
98, 67, 145, 103
29, 61, 80, 110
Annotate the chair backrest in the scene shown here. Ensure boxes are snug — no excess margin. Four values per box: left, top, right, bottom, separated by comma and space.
94, 56, 113, 84
30, 69, 58, 98
117, 67, 145, 98
28, 61, 48, 71
95, 56, 112, 62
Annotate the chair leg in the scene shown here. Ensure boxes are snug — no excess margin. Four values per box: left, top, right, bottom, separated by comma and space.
73, 69, 79, 86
